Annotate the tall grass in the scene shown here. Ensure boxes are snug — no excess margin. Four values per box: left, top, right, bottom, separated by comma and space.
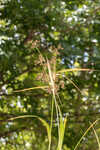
13, 56, 67, 150
13, 53, 99, 150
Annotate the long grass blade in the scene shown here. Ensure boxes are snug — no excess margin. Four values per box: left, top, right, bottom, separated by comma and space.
47, 58, 61, 148
57, 68, 96, 73
13, 86, 48, 93
47, 58, 57, 150
74, 119, 100, 150
57, 114, 67, 150
9, 115, 51, 149
65, 76, 82, 95
91, 123, 100, 150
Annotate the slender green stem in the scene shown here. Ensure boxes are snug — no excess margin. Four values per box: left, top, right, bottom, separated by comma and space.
48, 96, 54, 150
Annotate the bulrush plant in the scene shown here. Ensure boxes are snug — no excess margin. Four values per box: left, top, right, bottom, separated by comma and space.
13, 50, 67, 150
12, 51, 99, 150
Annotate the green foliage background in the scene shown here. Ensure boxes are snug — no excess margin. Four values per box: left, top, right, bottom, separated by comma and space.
0, 0, 100, 149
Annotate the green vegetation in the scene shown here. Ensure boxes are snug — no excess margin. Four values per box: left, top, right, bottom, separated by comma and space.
0, 0, 100, 149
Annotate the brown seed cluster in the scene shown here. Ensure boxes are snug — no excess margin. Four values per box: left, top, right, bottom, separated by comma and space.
36, 45, 65, 94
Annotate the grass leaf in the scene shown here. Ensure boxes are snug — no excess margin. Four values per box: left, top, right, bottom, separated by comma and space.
74, 119, 100, 150
13, 86, 48, 93
57, 114, 67, 150
9, 115, 51, 150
